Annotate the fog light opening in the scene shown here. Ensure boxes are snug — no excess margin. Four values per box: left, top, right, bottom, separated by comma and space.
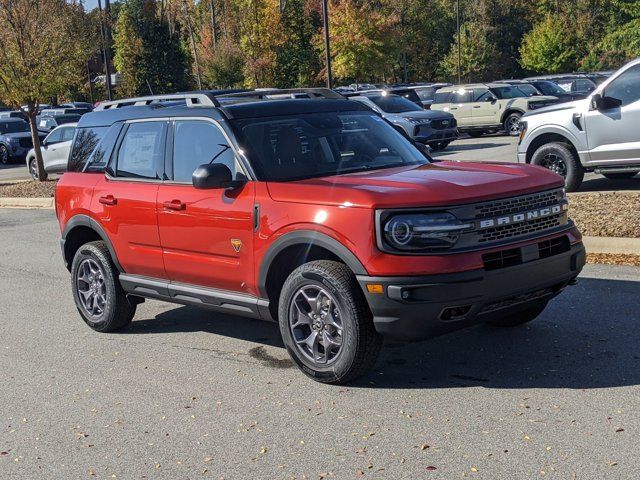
440, 305, 472, 321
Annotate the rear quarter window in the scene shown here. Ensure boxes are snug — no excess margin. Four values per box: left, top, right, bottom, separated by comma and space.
68, 126, 108, 172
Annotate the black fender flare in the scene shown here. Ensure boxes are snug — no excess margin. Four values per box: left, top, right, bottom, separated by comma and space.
61, 214, 124, 272
257, 230, 368, 298
501, 108, 525, 124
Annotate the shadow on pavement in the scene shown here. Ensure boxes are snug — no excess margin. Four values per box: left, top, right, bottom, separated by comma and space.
124, 277, 638, 390
577, 175, 639, 192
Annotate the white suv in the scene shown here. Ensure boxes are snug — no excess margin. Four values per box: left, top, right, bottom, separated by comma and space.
518, 59, 640, 191
25, 123, 77, 180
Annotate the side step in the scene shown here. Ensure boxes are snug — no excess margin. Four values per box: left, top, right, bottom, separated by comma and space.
594, 165, 640, 174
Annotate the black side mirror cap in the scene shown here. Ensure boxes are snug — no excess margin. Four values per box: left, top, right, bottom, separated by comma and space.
592, 93, 622, 110
192, 163, 245, 190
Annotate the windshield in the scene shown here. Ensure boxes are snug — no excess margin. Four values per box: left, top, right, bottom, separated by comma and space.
232, 112, 428, 181
368, 95, 423, 113
490, 86, 528, 99
0, 120, 29, 134
516, 84, 539, 96
534, 81, 565, 96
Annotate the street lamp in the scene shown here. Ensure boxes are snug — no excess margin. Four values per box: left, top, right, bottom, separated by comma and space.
456, 0, 461, 84
97, 0, 114, 101
322, 0, 333, 89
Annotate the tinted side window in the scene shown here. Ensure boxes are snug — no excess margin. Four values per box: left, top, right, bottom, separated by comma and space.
433, 91, 452, 103
68, 126, 108, 172
473, 88, 491, 101
61, 127, 76, 142
86, 123, 122, 173
172, 120, 237, 182
46, 129, 64, 144
116, 122, 166, 179
574, 79, 595, 92
604, 65, 640, 107
451, 90, 472, 103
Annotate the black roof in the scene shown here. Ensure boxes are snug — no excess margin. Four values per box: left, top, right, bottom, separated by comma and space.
78, 98, 369, 128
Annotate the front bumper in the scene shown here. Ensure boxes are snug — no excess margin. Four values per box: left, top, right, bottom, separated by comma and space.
517, 151, 527, 163
414, 127, 459, 144
8, 145, 29, 159
357, 241, 585, 341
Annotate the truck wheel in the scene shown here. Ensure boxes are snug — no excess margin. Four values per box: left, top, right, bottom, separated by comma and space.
531, 142, 584, 192
504, 112, 522, 136
71, 241, 136, 333
278, 260, 382, 385
0, 145, 9, 165
602, 171, 638, 180
486, 301, 548, 328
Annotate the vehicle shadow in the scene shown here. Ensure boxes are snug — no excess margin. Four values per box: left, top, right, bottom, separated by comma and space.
578, 175, 640, 192
124, 276, 639, 390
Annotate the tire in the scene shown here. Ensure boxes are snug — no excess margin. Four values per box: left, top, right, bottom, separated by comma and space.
278, 260, 382, 385
503, 112, 522, 136
602, 171, 638, 180
71, 240, 136, 333
531, 142, 584, 192
28, 157, 38, 180
486, 301, 548, 328
0, 144, 10, 165
468, 131, 484, 138
429, 141, 450, 151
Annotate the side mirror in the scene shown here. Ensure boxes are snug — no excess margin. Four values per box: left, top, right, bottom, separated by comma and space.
592, 93, 621, 110
485, 96, 497, 102
192, 163, 245, 190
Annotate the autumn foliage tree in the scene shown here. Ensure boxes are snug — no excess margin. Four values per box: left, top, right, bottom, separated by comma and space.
0, 0, 91, 180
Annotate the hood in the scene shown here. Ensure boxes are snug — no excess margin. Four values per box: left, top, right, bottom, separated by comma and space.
266, 162, 564, 209
523, 98, 586, 118
527, 95, 559, 103
394, 110, 454, 121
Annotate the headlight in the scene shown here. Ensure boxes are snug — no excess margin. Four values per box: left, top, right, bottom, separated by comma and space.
381, 212, 472, 252
518, 120, 527, 144
408, 118, 431, 125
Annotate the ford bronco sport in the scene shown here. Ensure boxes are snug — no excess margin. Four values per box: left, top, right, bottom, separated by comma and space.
55, 89, 585, 384
518, 58, 640, 191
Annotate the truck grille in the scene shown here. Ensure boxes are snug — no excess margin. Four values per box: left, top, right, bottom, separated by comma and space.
474, 189, 562, 219
19, 138, 33, 148
478, 213, 564, 243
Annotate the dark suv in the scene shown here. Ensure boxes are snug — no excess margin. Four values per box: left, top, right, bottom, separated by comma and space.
56, 89, 585, 384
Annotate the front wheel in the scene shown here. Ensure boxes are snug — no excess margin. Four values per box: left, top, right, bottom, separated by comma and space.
28, 157, 38, 180
71, 241, 136, 332
278, 260, 382, 385
429, 141, 450, 151
504, 112, 522, 136
531, 142, 584, 192
602, 171, 638, 180
0, 145, 10, 165
486, 301, 548, 327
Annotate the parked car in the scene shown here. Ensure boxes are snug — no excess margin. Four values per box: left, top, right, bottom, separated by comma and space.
349, 93, 458, 150
55, 89, 585, 384
408, 83, 452, 109
0, 118, 46, 165
25, 123, 77, 179
36, 114, 82, 132
431, 83, 559, 136
0, 110, 27, 120
518, 58, 640, 191
347, 83, 378, 91
494, 80, 547, 98
524, 73, 608, 96
61, 102, 94, 114
526, 80, 588, 102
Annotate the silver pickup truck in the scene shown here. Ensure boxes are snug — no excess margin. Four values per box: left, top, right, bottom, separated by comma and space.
517, 58, 640, 191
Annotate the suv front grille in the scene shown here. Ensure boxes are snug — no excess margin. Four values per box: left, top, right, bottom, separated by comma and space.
431, 118, 456, 129
474, 189, 562, 219
478, 213, 564, 243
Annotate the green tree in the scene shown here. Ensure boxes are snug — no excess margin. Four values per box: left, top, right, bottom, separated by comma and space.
519, 15, 577, 74
200, 35, 245, 87
0, 0, 92, 180
113, 0, 191, 97
441, 21, 498, 82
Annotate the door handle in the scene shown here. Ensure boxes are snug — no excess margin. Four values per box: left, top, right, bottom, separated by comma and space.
163, 199, 186, 211
473, 106, 481, 109
99, 195, 117, 206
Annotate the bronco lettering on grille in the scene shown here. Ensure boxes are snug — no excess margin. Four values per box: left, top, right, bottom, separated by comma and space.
478, 204, 568, 229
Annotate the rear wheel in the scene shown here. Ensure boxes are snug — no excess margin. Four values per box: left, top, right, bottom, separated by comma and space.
71, 241, 136, 332
531, 142, 584, 192
28, 157, 38, 180
602, 171, 638, 180
278, 260, 382, 385
0, 145, 10, 165
486, 301, 548, 327
504, 112, 522, 136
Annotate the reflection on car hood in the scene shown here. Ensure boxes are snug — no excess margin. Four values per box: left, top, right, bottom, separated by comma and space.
267, 162, 564, 209
523, 99, 585, 117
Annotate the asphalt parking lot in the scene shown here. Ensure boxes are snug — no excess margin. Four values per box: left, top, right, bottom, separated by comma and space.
1, 208, 639, 478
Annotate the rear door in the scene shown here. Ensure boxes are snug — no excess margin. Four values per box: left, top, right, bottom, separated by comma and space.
584, 64, 640, 165
92, 120, 168, 278
45, 126, 75, 172
157, 118, 255, 294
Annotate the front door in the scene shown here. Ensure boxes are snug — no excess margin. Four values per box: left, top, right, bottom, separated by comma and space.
446, 88, 473, 127
471, 88, 500, 126
584, 64, 640, 165
92, 120, 168, 279
157, 119, 255, 295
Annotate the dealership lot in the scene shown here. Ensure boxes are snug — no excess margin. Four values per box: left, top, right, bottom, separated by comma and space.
1, 208, 639, 478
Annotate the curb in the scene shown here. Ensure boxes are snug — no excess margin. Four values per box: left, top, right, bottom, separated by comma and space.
582, 236, 640, 255
0, 197, 54, 209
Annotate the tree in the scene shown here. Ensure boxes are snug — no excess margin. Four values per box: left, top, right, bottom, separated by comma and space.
0, 0, 92, 180
519, 15, 577, 74
441, 21, 499, 82
113, 0, 191, 97
199, 34, 245, 87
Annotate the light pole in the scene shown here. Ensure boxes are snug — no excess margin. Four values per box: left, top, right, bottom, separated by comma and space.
456, 0, 461, 84
322, 0, 333, 89
97, 0, 114, 100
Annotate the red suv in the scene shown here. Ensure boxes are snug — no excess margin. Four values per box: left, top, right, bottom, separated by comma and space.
55, 90, 585, 384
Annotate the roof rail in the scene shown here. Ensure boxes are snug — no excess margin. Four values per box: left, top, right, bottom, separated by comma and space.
217, 88, 345, 101
95, 93, 219, 111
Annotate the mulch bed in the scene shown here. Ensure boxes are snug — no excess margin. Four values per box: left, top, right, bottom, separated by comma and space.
0, 180, 57, 198
568, 192, 640, 238
587, 253, 640, 267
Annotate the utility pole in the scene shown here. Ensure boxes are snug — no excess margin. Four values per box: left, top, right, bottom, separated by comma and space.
322, 0, 333, 89
97, 0, 114, 100
456, 0, 461, 85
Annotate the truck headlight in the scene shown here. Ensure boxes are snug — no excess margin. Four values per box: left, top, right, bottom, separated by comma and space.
518, 121, 528, 145
381, 212, 472, 252
408, 118, 431, 125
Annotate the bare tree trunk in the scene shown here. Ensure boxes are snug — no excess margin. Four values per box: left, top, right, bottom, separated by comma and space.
183, 1, 202, 90
27, 103, 47, 181
209, 0, 217, 50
